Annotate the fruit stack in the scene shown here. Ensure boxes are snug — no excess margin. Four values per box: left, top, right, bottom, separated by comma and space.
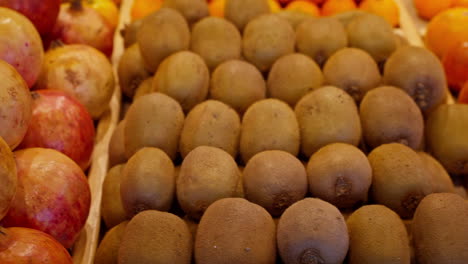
95, 0, 468, 264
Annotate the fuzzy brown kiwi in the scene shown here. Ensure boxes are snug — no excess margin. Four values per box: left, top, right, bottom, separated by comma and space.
225, 0, 270, 31
418, 152, 455, 194
120, 147, 175, 218
412, 193, 468, 264
276, 10, 314, 29
306, 143, 372, 209
277, 198, 349, 264
94, 221, 128, 264
108, 120, 127, 167
242, 14, 295, 72
332, 10, 366, 26
118, 44, 151, 99
101, 164, 127, 229
162, 0, 209, 24
368, 143, 433, 219
346, 205, 410, 264
296, 17, 348, 67
323, 48, 381, 102
243, 150, 308, 216
383, 46, 447, 113
122, 18, 142, 49
267, 53, 324, 106
195, 198, 276, 264
133, 77, 153, 100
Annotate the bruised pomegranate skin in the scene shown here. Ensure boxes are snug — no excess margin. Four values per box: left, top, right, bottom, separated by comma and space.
0, 227, 73, 264
19, 90, 95, 171
1, 148, 91, 249
0, 0, 61, 36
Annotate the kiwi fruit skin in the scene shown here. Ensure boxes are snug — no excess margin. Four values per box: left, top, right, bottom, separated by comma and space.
195, 198, 276, 264
179, 100, 240, 158
225, 0, 270, 31
120, 147, 175, 218
152, 51, 210, 112
306, 143, 372, 209
368, 143, 433, 219
122, 18, 142, 49
95, 221, 128, 264
346, 205, 410, 264
296, 17, 348, 67
332, 10, 367, 26
109, 120, 127, 167
240, 98, 300, 163
346, 13, 397, 64
418, 152, 455, 194
294, 86, 362, 158
276, 10, 314, 29
162, 0, 209, 24
277, 198, 349, 264
118, 44, 151, 99
124, 92, 184, 160
243, 150, 308, 216
359, 86, 424, 150
133, 77, 153, 100
267, 53, 324, 106
383, 46, 447, 113
323, 48, 381, 102
426, 104, 468, 175
210, 59, 266, 114
118, 210, 192, 264
137, 8, 190, 72
191, 17, 242, 71
102, 164, 128, 229
412, 193, 468, 264
242, 14, 295, 72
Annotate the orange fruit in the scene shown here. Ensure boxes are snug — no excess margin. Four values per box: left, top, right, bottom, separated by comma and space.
458, 81, 468, 103
209, 0, 225, 17
86, 0, 120, 29
426, 8, 468, 58
443, 41, 468, 91
413, 0, 453, 20
269, 0, 282, 12
308, 0, 327, 6
285, 1, 320, 16
321, 0, 357, 16
454, 0, 468, 7
359, 0, 399, 27
131, 0, 163, 20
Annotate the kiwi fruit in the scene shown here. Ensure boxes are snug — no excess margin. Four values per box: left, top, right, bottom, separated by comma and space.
118, 210, 192, 264
412, 193, 468, 263
183, 215, 199, 242
133, 77, 153, 100
276, 10, 314, 29
191, 17, 242, 70
108, 120, 127, 167
418, 152, 455, 193
346, 13, 397, 64
120, 147, 175, 217
162, 0, 209, 24
347, 205, 411, 264
195, 198, 276, 264
210, 59, 266, 114
95, 221, 128, 264
118, 44, 151, 99
277, 198, 349, 264
177, 146, 240, 219
240, 98, 300, 163
383, 46, 447, 113
124, 92, 184, 159
152, 51, 210, 112
359, 86, 424, 150
122, 18, 142, 48
368, 143, 433, 219
235, 166, 245, 198
179, 100, 241, 158
296, 17, 348, 67
426, 104, 468, 175
306, 143, 372, 209
243, 150, 308, 216
242, 14, 295, 72
323, 48, 381, 102
102, 164, 127, 228
294, 86, 362, 158
267, 53, 324, 106
332, 10, 366, 26
0, 136, 16, 220
225, 0, 270, 31
137, 8, 190, 72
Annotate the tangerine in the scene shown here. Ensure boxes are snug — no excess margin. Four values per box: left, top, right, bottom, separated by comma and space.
321, 0, 357, 16
209, 0, 225, 17
454, 0, 468, 7
359, 0, 399, 27
285, 1, 320, 16
413, 0, 453, 20
131, 0, 163, 20
443, 41, 468, 91
458, 81, 468, 103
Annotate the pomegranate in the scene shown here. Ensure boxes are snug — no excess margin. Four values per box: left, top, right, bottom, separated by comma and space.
0, 0, 61, 37
1, 148, 91, 249
0, 136, 16, 221
0, 227, 73, 264
36, 44, 115, 119
53, 0, 114, 56
19, 90, 95, 170
0, 60, 32, 149
0, 7, 43, 88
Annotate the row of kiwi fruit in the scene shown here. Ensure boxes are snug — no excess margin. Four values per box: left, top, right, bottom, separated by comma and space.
96, 0, 468, 263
